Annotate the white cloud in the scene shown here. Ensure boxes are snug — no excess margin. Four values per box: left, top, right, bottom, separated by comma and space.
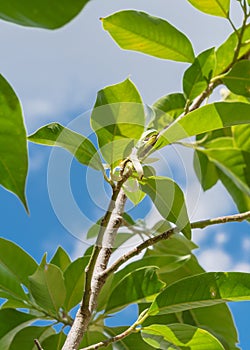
232, 262, 250, 273
242, 237, 250, 253
214, 232, 228, 245
197, 248, 232, 271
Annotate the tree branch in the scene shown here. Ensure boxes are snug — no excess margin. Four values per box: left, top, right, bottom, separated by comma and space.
79, 310, 149, 350
62, 168, 131, 350
191, 210, 250, 229
101, 211, 250, 279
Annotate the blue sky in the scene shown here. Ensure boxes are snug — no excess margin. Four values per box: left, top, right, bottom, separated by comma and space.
1, 0, 250, 348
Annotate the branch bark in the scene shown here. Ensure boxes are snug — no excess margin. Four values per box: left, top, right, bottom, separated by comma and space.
62, 170, 130, 350
101, 211, 250, 279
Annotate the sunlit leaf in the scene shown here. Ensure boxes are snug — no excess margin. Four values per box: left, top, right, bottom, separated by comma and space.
28, 123, 104, 171
0, 74, 28, 210
123, 178, 146, 205
0, 1, 89, 29
150, 272, 250, 315
183, 48, 216, 100
214, 24, 250, 75
142, 323, 224, 349
50, 246, 71, 272
29, 263, 66, 315
233, 124, 250, 152
222, 60, 250, 97
79, 331, 112, 350
102, 10, 194, 62
187, 0, 230, 17
156, 102, 250, 149
91, 78, 145, 168
139, 176, 191, 238
151, 93, 186, 131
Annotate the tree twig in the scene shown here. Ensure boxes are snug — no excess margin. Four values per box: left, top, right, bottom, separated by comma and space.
79, 309, 149, 350
34, 339, 44, 350
191, 210, 250, 229
101, 211, 250, 279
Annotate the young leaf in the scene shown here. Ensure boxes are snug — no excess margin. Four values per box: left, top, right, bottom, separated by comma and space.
141, 323, 224, 349
183, 48, 216, 100
214, 24, 250, 75
156, 102, 250, 149
123, 178, 146, 205
29, 263, 66, 315
79, 332, 112, 350
151, 93, 186, 131
222, 60, 250, 97
91, 78, 145, 167
0, 74, 28, 210
9, 326, 54, 350
0, 1, 89, 29
102, 10, 195, 63
50, 246, 71, 272
187, 0, 230, 17
63, 257, 88, 311
28, 123, 104, 171
0, 238, 37, 287
139, 176, 191, 238
105, 267, 165, 313
150, 272, 250, 315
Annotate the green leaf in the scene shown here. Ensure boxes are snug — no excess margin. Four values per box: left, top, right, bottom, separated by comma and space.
193, 150, 219, 190
156, 102, 250, 149
202, 148, 250, 195
29, 263, 66, 315
150, 272, 250, 315
183, 48, 216, 100
222, 60, 250, 97
105, 267, 165, 313
0, 1, 89, 29
63, 257, 88, 311
233, 124, 250, 152
0, 238, 37, 288
9, 326, 54, 350
214, 24, 250, 75
28, 123, 104, 171
139, 176, 191, 239
0, 74, 28, 210
97, 254, 189, 312
217, 168, 250, 213
187, 0, 230, 17
50, 247, 71, 272
151, 93, 186, 131
41, 333, 67, 350
102, 10, 195, 63
0, 309, 35, 350
91, 78, 145, 167
142, 324, 224, 349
